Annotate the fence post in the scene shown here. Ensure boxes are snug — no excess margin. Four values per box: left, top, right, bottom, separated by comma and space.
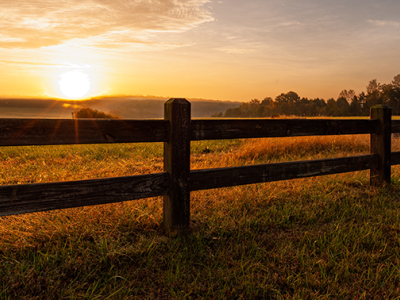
370, 105, 392, 186
163, 98, 191, 237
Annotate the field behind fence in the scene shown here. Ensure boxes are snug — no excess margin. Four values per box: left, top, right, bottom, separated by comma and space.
0, 99, 399, 236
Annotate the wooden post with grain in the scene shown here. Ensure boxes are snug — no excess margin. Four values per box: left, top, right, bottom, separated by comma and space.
370, 105, 392, 186
163, 98, 191, 236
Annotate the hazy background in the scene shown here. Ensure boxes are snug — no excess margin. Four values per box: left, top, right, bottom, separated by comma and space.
0, 97, 240, 119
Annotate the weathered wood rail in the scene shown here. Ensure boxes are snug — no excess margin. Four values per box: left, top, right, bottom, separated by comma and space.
0, 100, 398, 236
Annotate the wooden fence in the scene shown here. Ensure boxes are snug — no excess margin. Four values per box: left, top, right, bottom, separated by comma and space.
0, 99, 399, 237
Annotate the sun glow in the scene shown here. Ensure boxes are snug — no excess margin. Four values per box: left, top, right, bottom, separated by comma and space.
59, 70, 91, 99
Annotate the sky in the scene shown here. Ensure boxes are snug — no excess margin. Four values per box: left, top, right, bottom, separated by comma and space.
1, 0, 400, 102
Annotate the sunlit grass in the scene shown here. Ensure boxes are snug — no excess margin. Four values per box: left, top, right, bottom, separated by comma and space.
1, 134, 400, 298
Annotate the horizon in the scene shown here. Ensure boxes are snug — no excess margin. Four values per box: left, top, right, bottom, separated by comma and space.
1, 1, 400, 102
0, 94, 240, 103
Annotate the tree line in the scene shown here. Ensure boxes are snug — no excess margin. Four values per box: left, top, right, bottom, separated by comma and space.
212, 74, 400, 118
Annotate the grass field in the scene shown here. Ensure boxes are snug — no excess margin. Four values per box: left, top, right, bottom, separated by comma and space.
1, 134, 400, 299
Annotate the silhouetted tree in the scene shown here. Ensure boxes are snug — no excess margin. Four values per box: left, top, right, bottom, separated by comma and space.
364, 79, 384, 111
383, 75, 400, 115
336, 97, 350, 116
216, 74, 400, 118
275, 91, 300, 115
349, 95, 362, 116
211, 112, 224, 117
73, 108, 121, 119
224, 107, 243, 117
325, 98, 338, 116
339, 89, 356, 103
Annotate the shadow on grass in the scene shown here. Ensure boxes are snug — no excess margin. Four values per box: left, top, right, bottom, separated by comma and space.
1, 184, 400, 299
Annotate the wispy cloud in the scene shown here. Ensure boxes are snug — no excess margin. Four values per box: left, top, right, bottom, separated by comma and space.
71, 30, 194, 51
0, 60, 60, 66
217, 47, 257, 54
368, 19, 400, 27
0, 0, 214, 49
0, 60, 96, 70
0, 34, 25, 43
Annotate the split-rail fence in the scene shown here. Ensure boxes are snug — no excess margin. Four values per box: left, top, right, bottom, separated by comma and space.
0, 99, 399, 236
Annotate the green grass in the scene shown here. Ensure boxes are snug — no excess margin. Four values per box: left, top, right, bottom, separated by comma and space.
1, 136, 400, 299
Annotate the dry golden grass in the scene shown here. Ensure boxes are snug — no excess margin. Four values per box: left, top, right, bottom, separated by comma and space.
1, 135, 400, 298
192, 135, 371, 170
2, 135, 400, 251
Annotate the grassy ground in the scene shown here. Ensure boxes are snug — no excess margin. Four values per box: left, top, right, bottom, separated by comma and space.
1, 135, 400, 299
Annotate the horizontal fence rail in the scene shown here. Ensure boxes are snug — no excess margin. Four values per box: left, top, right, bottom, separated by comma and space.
190, 154, 379, 191
0, 173, 169, 216
391, 151, 400, 165
0, 119, 169, 146
0, 155, 380, 217
191, 119, 378, 140
0, 118, 381, 147
0, 100, 398, 236
391, 120, 400, 133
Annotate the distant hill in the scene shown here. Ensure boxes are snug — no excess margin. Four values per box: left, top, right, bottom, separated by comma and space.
0, 96, 240, 119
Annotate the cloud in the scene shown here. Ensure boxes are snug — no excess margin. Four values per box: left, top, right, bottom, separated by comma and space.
70, 30, 194, 51
0, 0, 214, 49
0, 34, 25, 43
368, 20, 400, 27
0, 60, 61, 66
217, 47, 257, 54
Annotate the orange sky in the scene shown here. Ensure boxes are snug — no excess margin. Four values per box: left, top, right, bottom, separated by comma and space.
1, 0, 400, 102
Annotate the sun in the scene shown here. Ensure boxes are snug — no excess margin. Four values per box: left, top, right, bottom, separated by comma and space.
59, 70, 91, 99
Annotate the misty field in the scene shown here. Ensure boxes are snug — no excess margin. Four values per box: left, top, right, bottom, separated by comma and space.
1, 135, 400, 298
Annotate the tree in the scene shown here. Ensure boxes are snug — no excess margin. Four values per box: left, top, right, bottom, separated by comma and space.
349, 95, 362, 116
246, 99, 261, 117
366, 79, 380, 94
336, 97, 350, 116
390, 74, 400, 115
224, 107, 243, 118
392, 74, 400, 88
339, 89, 356, 103
381, 82, 400, 115
312, 98, 327, 116
73, 108, 121, 119
249, 99, 260, 105
275, 91, 300, 115
325, 98, 338, 116
357, 92, 368, 115
260, 97, 275, 117
211, 112, 223, 117
297, 97, 311, 116
261, 97, 273, 107
365, 79, 383, 110
254, 105, 266, 117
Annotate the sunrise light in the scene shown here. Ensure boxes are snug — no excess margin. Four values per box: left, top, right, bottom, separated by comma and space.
1, 1, 400, 295
1, 0, 399, 101
58, 70, 91, 99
